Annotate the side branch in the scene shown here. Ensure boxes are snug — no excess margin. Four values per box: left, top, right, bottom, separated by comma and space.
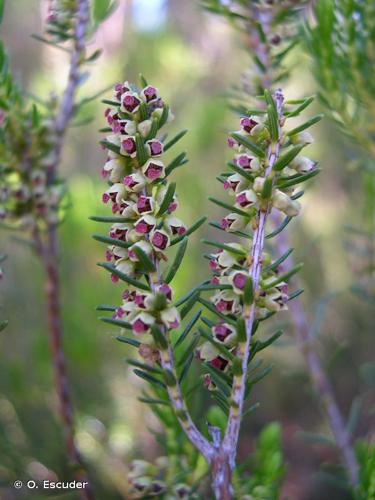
152, 261, 214, 462
49, 0, 90, 176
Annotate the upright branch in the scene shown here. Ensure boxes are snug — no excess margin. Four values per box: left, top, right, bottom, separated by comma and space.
1, 0, 93, 495
203, 0, 360, 491
38, 1, 92, 492
94, 77, 213, 495
223, 90, 284, 466
195, 88, 322, 498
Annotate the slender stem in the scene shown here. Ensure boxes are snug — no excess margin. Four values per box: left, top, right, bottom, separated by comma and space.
210, 91, 284, 500
245, 3, 359, 491
273, 218, 359, 490
151, 258, 214, 463
32, 1, 92, 495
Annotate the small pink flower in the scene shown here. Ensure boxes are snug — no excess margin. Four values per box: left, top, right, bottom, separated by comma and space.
209, 356, 228, 371
122, 92, 141, 113
147, 139, 164, 157
133, 318, 149, 334
142, 160, 165, 181
121, 136, 137, 156
142, 85, 158, 102
151, 230, 170, 251
136, 195, 153, 214
240, 116, 258, 133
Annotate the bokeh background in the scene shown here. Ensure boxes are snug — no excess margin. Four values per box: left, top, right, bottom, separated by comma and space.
0, 1, 374, 499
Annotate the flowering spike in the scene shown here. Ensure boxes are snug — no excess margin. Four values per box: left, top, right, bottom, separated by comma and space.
94, 79, 213, 463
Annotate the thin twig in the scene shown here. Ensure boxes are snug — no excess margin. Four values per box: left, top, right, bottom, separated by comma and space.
209, 90, 285, 500
246, 4, 359, 490
152, 258, 215, 462
33, 1, 93, 497
273, 218, 359, 489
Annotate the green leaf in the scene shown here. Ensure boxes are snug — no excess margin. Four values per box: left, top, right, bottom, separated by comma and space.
288, 288, 304, 301
97, 262, 151, 291
266, 216, 292, 239
242, 402, 260, 418
174, 309, 202, 347
132, 246, 156, 272
180, 292, 201, 320
157, 182, 176, 216
85, 49, 102, 63
139, 73, 148, 87
261, 177, 273, 199
150, 324, 168, 350
133, 369, 166, 389
158, 104, 170, 128
93, 0, 117, 24
102, 99, 120, 107
170, 216, 207, 246
99, 139, 121, 155
177, 334, 200, 369
197, 297, 236, 326
272, 144, 305, 171
178, 352, 194, 384
92, 233, 132, 249
201, 239, 246, 256
127, 358, 163, 374
276, 168, 321, 189
227, 161, 254, 182
209, 221, 252, 240
209, 196, 250, 217
96, 304, 117, 311
135, 132, 149, 165
163, 237, 188, 284
145, 116, 159, 141
116, 335, 140, 348
255, 330, 283, 353
164, 129, 188, 152
267, 104, 279, 142
99, 316, 132, 330
30, 34, 70, 53
243, 277, 254, 306
287, 114, 324, 136
262, 263, 303, 289
236, 317, 247, 343
90, 215, 133, 223
165, 151, 187, 176
263, 248, 294, 273
175, 280, 209, 307
285, 96, 315, 117
138, 396, 170, 406
231, 132, 266, 158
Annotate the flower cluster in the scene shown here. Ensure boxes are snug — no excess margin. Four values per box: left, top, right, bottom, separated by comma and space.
97, 79, 191, 359
221, 115, 314, 233
198, 95, 321, 385
128, 457, 192, 499
0, 45, 64, 228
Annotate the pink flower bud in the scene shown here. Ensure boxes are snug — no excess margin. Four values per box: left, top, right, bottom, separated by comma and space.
121, 136, 137, 157
142, 160, 165, 181
141, 85, 158, 103
150, 230, 170, 251
240, 116, 258, 133
146, 139, 164, 157
121, 92, 141, 113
